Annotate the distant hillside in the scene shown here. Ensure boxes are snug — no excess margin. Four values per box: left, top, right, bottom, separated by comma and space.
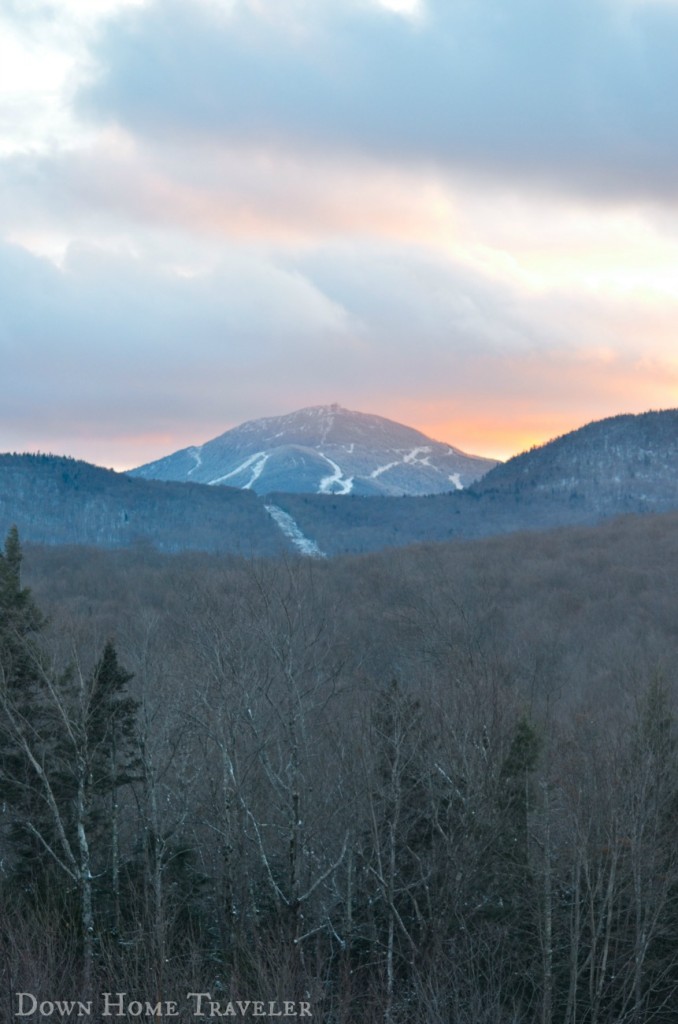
0, 453, 285, 556
270, 408, 678, 554
473, 409, 678, 510
129, 404, 498, 496
3, 408, 678, 557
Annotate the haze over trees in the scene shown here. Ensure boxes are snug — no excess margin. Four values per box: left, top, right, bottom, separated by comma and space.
2, 514, 678, 1022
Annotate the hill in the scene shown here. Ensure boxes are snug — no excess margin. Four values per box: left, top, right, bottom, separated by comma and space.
129, 404, 498, 496
0, 453, 284, 556
473, 409, 678, 509
272, 408, 678, 553
3, 408, 678, 557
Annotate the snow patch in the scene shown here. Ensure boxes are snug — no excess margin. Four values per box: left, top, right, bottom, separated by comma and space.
318, 454, 354, 494
403, 446, 432, 464
370, 446, 438, 480
187, 446, 203, 476
449, 472, 463, 490
370, 460, 400, 479
208, 451, 268, 487
265, 505, 327, 558
319, 410, 335, 444
244, 453, 270, 489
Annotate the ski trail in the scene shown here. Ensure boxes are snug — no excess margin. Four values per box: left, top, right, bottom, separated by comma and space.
370, 447, 433, 481
244, 453, 269, 489
187, 446, 203, 476
319, 409, 335, 444
265, 505, 327, 558
318, 453, 354, 494
208, 452, 267, 486
370, 460, 400, 479
403, 446, 432, 464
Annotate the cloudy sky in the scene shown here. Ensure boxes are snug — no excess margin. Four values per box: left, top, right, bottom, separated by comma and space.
2, 0, 678, 468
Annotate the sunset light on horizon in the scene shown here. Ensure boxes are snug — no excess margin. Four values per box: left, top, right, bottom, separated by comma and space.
3, 0, 678, 470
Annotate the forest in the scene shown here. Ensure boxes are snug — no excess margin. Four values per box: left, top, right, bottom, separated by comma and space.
2, 511, 678, 1023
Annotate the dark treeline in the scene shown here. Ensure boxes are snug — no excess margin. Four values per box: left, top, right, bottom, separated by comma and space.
2, 513, 678, 1022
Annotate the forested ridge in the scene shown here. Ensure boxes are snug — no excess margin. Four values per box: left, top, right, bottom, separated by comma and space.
7, 406, 678, 558
2, 513, 678, 1022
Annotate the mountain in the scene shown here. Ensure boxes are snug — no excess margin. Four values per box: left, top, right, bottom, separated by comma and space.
128, 404, 498, 496
4, 408, 678, 559
472, 409, 678, 510
0, 453, 284, 556
268, 408, 678, 554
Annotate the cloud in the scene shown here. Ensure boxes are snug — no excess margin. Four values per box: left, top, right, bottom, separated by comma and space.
2, 235, 677, 468
76, 0, 678, 203
0, 237, 360, 464
0, 0, 151, 155
6, 120, 678, 315
3, 0, 678, 470
0, 133, 459, 255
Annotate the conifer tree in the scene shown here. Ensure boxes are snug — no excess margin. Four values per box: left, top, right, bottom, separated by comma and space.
0, 528, 141, 990
0, 525, 53, 887
487, 716, 542, 1012
85, 640, 140, 932
0, 524, 44, 693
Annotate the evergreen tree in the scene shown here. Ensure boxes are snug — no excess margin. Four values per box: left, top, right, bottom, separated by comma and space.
46, 639, 141, 934
0, 528, 141, 989
483, 716, 542, 1013
0, 526, 54, 889
0, 524, 45, 693
85, 639, 140, 798
499, 715, 542, 866
84, 640, 140, 932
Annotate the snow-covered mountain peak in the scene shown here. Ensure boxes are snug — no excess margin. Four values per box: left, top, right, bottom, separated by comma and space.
130, 405, 499, 496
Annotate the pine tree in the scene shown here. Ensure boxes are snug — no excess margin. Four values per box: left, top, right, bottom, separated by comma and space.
85, 640, 139, 795
499, 715, 542, 866
0, 526, 54, 889
0, 528, 141, 990
45, 640, 141, 940
85, 640, 140, 932
0, 524, 45, 694
482, 716, 542, 1013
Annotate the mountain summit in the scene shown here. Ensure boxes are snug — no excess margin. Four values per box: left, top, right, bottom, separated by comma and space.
129, 404, 498, 496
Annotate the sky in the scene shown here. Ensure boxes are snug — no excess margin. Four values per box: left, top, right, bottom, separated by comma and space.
2, 0, 678, 468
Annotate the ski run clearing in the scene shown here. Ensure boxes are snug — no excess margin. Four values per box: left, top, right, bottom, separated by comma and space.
208, 452, 270, 490
187, 446, 203, 476
318, 454, 354, 495
370, 446, 456, 482
265, 505, 327, 558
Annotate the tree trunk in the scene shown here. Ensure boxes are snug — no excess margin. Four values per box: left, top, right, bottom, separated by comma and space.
76, 759, 94, 998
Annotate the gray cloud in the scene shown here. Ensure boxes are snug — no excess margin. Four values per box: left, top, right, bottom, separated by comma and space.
76, 0, 678, 203
2, 234, 671, 466
3, 0, 677, 470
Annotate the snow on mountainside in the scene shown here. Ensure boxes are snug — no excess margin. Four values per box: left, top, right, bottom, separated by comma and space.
129, 405, 498, 496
